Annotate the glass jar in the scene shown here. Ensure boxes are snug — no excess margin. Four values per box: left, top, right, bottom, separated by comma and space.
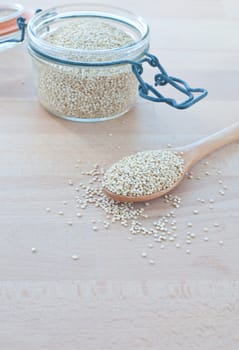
0, 3, 208, 122
27, 4, 150, 122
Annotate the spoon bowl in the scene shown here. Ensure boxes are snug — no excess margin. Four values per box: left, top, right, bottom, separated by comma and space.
103, 122, 239, 203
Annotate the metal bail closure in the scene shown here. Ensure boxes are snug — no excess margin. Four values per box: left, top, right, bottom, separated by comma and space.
0, 3, 33, 49
131, 53, 208, 109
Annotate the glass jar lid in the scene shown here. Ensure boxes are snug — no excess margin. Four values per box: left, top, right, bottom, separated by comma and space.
0, 3, 33, 51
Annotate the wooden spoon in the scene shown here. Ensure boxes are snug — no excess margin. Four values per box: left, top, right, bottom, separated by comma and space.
103, 122, 239, 202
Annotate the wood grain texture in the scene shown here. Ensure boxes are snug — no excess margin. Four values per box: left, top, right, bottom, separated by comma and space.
0, 0, 239, 349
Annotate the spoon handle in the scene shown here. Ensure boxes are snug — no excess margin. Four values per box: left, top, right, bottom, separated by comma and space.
181, 122, 239, 165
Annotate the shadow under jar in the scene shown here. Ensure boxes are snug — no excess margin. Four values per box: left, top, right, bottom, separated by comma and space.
27, 4, 150, 122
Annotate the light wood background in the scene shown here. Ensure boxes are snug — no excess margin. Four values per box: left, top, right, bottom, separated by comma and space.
0, 0, 239, 349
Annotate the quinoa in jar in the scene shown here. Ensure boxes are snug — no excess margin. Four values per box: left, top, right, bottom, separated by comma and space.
27, 4, 150, 122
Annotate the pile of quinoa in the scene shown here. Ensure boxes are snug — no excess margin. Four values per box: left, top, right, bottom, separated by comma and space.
36, 19, 138, 120
103, 150, 185, 197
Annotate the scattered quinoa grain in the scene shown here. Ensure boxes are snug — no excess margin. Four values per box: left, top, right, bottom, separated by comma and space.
72, 254, 78, 260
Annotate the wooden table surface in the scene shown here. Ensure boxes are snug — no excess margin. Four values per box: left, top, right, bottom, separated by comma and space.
1, 0, 239, 349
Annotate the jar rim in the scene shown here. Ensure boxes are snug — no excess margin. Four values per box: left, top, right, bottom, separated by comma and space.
27, 3, 150, 65
0, 3, 24, 23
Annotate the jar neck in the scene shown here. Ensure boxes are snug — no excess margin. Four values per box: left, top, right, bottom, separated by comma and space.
27, 4, 150, 66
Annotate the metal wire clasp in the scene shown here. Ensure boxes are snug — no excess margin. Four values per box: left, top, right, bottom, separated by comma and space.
131, 53, 208, 109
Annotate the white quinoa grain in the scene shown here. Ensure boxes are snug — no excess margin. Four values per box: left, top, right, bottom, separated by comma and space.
72, 254, 78, 260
